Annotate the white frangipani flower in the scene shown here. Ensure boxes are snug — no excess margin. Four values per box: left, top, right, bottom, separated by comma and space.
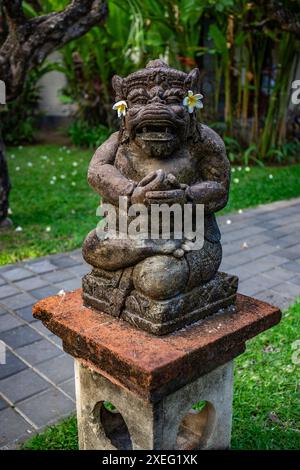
27, 162, 33, 167
238, 209, 243, 214
269, 174, 273, 179
226, 219, 232, 225
58, 289, 66, 297
15, 226, 23, 232
183, 90, 203, 113
245, 166, 250, 172
45, 226, 51, 232
233, 178, 240, 184
113, 100, 128, 118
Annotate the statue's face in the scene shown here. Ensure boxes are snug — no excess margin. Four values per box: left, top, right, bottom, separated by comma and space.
124, 84, 189, 159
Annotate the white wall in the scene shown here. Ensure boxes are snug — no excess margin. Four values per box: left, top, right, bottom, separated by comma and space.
38, 51, 74, 117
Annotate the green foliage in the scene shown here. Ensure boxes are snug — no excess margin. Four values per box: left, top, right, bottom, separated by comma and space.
231, 298, 300, 450
21, 416, 78, 450
4, 0, 300, 159
21, 299, 300, 450
103, 401, 116, 412
266, 142, 300, 165
224, 138, 300, 166
69, 120, 112, 148
0, 144, 97, 265
53, 0, 299, 158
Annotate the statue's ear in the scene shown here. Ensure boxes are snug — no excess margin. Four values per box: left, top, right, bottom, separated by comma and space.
112, 75, 124, 99
184, 68, 200, 91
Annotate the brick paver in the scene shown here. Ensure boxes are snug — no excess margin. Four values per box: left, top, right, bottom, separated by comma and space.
0, 197, 300, 448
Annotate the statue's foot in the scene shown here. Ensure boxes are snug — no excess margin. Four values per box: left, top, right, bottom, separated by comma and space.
133, 255, 189, 300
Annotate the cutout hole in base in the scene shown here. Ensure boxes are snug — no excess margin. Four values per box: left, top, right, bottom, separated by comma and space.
176, 401, 216, 450
94, 401, 132, 450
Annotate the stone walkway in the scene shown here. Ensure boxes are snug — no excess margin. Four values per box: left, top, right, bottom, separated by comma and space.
0, 198, 300, 449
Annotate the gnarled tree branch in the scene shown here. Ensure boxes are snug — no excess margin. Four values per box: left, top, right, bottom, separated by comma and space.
255, 0, 300, 38
0, 0, 108, 101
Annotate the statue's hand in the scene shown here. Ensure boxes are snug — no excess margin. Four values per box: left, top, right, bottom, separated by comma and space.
131, 169, 166, 204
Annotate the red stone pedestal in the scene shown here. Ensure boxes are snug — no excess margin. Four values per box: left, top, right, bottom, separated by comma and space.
33, 289, 281, 449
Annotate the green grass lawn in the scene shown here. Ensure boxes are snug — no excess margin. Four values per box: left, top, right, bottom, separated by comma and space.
22, 298, 300, 450
1, 144, 300, 266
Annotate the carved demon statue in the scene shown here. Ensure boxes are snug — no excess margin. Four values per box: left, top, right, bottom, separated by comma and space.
82, 60, 238, 335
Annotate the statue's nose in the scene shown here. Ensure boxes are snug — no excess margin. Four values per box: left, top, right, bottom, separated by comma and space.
149, 94, 165, 104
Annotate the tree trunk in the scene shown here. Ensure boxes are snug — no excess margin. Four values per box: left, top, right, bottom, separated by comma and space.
0, 136, 11, 227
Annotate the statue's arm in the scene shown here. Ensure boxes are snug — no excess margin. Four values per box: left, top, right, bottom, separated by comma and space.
186, 125, 230, 213
88, 132, 136, 204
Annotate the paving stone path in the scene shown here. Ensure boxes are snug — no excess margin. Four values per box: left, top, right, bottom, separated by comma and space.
0, 198, 300, 448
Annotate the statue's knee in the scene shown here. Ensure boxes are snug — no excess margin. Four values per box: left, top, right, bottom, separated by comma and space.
133, 255, 189, 300
82, 229, 100, 265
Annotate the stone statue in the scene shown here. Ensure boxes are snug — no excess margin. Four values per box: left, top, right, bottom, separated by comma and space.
82, 59, 238, 335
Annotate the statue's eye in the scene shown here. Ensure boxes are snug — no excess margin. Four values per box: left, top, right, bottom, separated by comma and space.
166, 96, 181, 104
131, 96, 148, 105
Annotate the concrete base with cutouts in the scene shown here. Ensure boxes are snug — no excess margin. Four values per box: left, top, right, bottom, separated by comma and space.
75, 359, 234, 450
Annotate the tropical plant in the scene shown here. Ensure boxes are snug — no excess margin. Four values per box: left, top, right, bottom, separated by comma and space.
69, 120, 111, 148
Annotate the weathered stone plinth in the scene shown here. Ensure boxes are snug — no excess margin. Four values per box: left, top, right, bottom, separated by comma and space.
83, 270, 238, 335
33, 289, 281, 450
